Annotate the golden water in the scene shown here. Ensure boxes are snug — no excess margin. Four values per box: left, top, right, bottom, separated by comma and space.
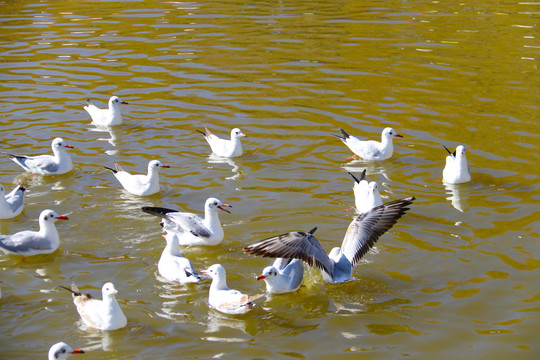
1, 0, 539, 359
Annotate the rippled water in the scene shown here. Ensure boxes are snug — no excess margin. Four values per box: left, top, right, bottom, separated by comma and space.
1, 0, 539, 359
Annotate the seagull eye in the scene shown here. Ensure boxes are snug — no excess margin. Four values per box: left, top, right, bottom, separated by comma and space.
61, 349, 66, 353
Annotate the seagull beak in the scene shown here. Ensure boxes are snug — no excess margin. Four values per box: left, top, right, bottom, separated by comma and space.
121, 101, 129, 105
257, 275, 266, 281
240, 133, 247, 138
395, 134, 403, 138
217, 204, 232, 214
161, 165, 171, 168
65, 145, 74, 149
70, 349, 85, 354
56, 215, 69, 220
162, 234, 167, 239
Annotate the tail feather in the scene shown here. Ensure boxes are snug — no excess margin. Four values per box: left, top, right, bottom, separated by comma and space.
141, 206, 179, 218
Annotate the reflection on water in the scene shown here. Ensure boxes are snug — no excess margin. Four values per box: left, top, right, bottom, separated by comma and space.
88, 125, 122, 150
207, 154, 247, 181
444, 182, 469, 212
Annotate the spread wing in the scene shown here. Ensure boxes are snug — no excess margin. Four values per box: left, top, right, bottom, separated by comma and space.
341, 197, 415, 267
165, 212, 211, 238
244, 228, 334, 278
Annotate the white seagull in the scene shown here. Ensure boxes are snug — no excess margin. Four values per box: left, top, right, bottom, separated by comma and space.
442, 145, 471, 184
141, 197, 231, 246
201, 264, 264, 315
84, 96, 128, 127
335, 127, 403, 161
2, 137, 74, 175
348, 170, 383, 214
0, 184, 25, 219
48, 342, 85, 360
244, 197, 415, 284
257, 258, 304, 294
104, 160, 170, 196
158, 233, 201, 284
60, 282, 127, 331
0, 209, 68, 256
197, 126, 246, 158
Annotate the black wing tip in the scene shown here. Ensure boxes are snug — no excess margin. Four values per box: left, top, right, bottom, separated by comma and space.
442, 145, 456, 156
333, 128, 350, 140
141, 206, 178, 217
103, 166, 117, 174
196, 129, 206, 136
58, 285, 79, 296
348, 172, 360, 184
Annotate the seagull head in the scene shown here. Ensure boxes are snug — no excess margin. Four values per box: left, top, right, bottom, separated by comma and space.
231, 128, 246, 138
52, 137, 74, 150
382, 127, 403, 138
48, 342, 85, 360
102, 282, 118, 296
206, 197, 232, 214
257, 266, 278, 281
110, 95, 128, 105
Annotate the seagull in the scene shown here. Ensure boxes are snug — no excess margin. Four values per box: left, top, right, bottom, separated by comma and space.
2, 137, 74, 175
334, 127, 403, 161
48, 342, 85, 360
59, 282, 127, 331
257, 258, 304, 294
442, 145, 471, 184
244, 197, 415, 284
197, 126, 246, 158
104, 160, 170, 196
84, 96, 128, 127
141, 197, 231, 246
0, 209, 68, 256
200, 264, 264, 315
158, 233, 201, 284
0, 184, 25, 219
348, 171, 383, 214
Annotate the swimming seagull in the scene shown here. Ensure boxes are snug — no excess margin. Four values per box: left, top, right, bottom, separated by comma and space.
257, 258, 304, 294
334, 127, 403, 161
200, 264, 264, 315
244, 197, 415, 284
0, 209, 68, 256
104, 160, 170, 196
348, 171, 383, 214
197, 126, 246, 158
2, 137, 74, 175
59, 282, 127, 331
141, 197, 231, 246
0, 184, 25, 219
84, 96, 128, 127
158, 233, 201, 284
442, 145, 471, 184
48, 342, 85, 360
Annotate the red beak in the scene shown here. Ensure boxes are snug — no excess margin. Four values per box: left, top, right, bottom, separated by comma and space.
257, 275, 266, 281
71, 349, 85, 354
161, 165, 170, 168
121, 101, 129, 105
217, 204, 232, 214
395, 134, 403, 138
56, 215, 69, 220
65, 145, 74, 149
